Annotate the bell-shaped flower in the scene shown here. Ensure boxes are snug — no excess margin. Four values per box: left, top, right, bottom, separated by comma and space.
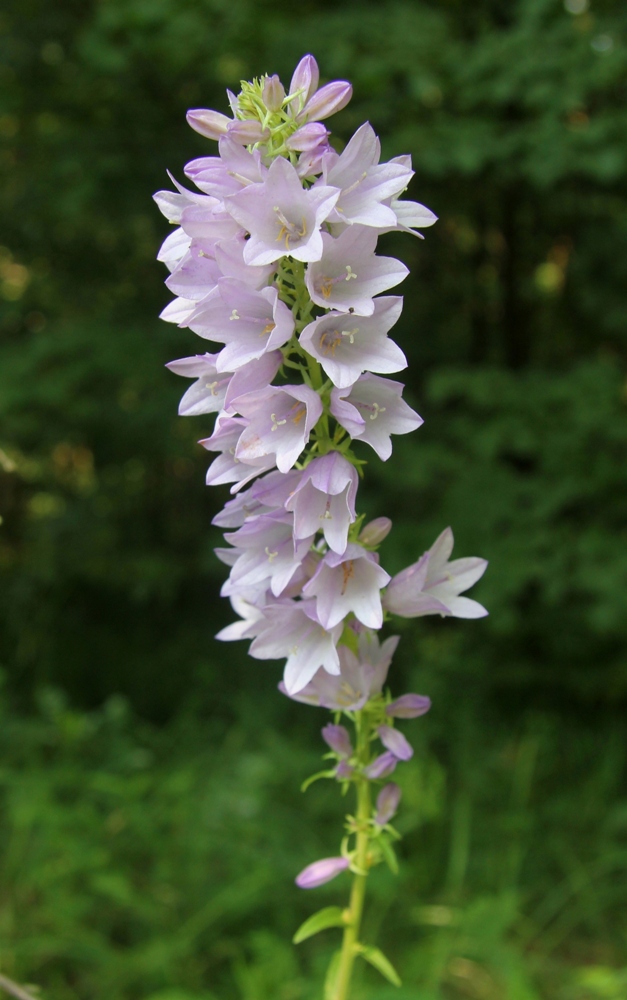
167, 350, 282, 418
305, 228, 408, 316
299, 80, 353, 123
389, 198, 438, 237
279, 632, 400, 710
295, 856, 349, 889
213, 235, 276, 290
378, 725, 413, 761
299, 297, 407, 389
330, 374, 423, 460
221, 511, 314, 598
157, 227, 191, 273
201, 414, 276, 491
288, 55, 320, 111
249, 599, 343, 694
234, 384, 323, 473
187, 279, 294, 371
374, 783, 401, 825
322, 123, 413, 228
383, 527, 488, 619
165, 242, 222, 301
285, 451, 358, 554
211, 469, 301, 529
181, 199, 243, 243
215, 593, 267, 642
186, 108, 231, 140
225, 157, 340, 265
302, 543, 390, 630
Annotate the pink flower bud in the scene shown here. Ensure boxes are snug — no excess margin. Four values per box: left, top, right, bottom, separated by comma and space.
186, 108, 231, 140
286, 122, 330, 152
322, 723, 353, 757
301, 81, 352, 122
358, 517, 393, 547
363, 751, 398, 780
386, 693, 431, 719
375, 782, 401, 825
296, 856, 349, 889
289, 54, 320, 104
263, 74, 285, 112
378, 725, 413, 761
227, 120, 270, 144
336, 759, 355, 780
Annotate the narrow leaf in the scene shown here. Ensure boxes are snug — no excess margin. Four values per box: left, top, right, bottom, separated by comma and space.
324, 950, 342, 1000
358, 945, 402, 986
301, 769, 336, 792
293, 906, 346, 944
379, 836, 399, 874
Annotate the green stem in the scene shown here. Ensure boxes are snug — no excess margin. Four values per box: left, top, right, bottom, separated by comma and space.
333, 715, 372, 1000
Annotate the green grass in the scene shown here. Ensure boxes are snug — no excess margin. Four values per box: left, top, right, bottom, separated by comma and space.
0, 678, 625, 1000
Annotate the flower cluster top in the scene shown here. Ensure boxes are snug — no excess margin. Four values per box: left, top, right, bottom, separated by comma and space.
156, 55, 487, 699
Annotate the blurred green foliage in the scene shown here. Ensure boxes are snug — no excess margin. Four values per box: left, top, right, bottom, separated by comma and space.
0, 0, 626, 995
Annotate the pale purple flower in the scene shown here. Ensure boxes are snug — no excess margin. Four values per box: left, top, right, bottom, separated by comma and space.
386, 694, 432, 719
165, 243, 222, 301
305, 228, 408, 316
358, 517, 392, 547
226, 157, 340, 265
249, 599, 343, 694
389, 198, 438, 237
295, 856, 349, 889
157, 227, 190, 271
378, 725, 413, 761
302, 543, 390, 630
279, 633, 400, 710
374, 783, 402, 825
213, 235, 276, 289
215, 593, 267, 641
263, 74, 286, 112
299, 297, 407, 389
285, 452, 358, 554
181, 200, 243, 243
364, 752, 398, 780
166, 350, 282, 417
186, 280, 294, 370
286, 122, 330, 153
201, 414, 276, 490
330, 374, 423, 460
335, 759, 355, 780
323, 123, 413, 228
221, 511, 314, 598
322, 723, 353, 757
211, 469, 301, 529
383, 527, 488, 619
288, 55, 320, 112
234, 384, 323, 473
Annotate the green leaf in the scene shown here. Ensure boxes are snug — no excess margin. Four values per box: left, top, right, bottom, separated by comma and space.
293, 906, 346, 944
358, 945, 402, 987
378, 836, 399, 875
324, 950, 342, 1000
301, 769, 336, 792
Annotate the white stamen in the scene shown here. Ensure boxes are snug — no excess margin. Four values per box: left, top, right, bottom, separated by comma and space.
345, 265, 357, 281
270, 412, 287, 431
205, 380, 219, 395
229, 309, 240, 321
265, 546, 278, 562
370, 402, 386, 421
341, 328, 358, 344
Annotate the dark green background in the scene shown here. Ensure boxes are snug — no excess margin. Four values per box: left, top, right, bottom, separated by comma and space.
1, 1, 626, 997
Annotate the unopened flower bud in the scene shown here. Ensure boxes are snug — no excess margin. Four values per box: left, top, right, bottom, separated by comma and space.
263, 74, 285, 112
186, 108, 231, 140
322, 723, 352, 757
386, 694, 431, 719
227, 120, 270, 144
375, 782, 401, 825
358, 517, 392, 547
363, 751, 398, 780
296, 856, 349, 889
300, 81, 352, 122
378, 725, 413, 761
286, 122, 330, 153
289, 54, 320, 105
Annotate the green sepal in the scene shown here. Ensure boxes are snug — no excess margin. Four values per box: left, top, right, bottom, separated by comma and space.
324, 950, 342, 1000
293, 906, 346, 944
357, 944, 402, 986
301, 769, 336, 792
378, 836, 399, 874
